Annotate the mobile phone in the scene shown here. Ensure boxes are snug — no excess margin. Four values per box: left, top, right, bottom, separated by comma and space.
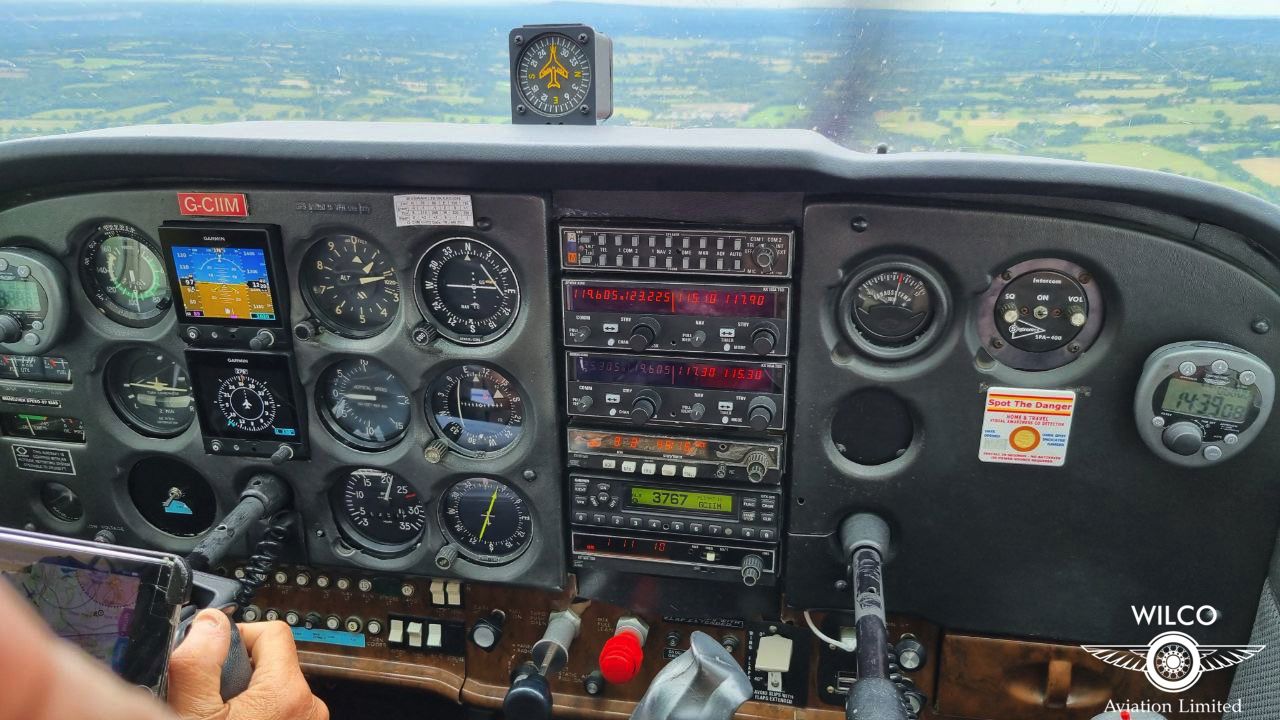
0, 528, 191, 696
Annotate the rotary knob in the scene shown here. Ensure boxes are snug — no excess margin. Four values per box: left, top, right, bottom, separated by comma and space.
630, 392, 660, 425
0, 314, 22, 344
744, 451, 771, 483
746, 397, 776, 431
749, 324, 779, 356
1162, 421, 1203, 456
753, 245, 777, 270
628, 319, 660, 351
740, 555, 765, 587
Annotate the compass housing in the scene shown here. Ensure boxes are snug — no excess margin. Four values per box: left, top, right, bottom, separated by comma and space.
509, 24, 613, 125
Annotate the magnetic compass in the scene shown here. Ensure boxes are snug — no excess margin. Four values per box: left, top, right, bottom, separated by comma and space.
510, 24, 612, 124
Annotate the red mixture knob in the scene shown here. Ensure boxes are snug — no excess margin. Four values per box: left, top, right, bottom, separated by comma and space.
598, 630, 644, 684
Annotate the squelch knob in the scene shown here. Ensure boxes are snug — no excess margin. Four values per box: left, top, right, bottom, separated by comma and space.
0, 314, 22, 344
630, 393, 659, 425
750, 324, 778, 356
740, 554, 765, 587
628, 319, 659, 351
1162, 421, 1204, 456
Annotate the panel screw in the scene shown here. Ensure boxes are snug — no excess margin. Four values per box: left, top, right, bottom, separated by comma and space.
475, 217, 493, 231
1068, 343, 1081, 353
834, 579, 848, 591
516, 105, 526, 115
850, 216, 869, 233
1252, 316, 1271, 334
992, 338, 1004, 349
522, 469, 537, 482
577, 33, 589, 44
580, 105, 590, 115
1001, 271, 1012, 281
314, 529, 325, 538
1078, 272, 1092, 285
513, 35, 523, 45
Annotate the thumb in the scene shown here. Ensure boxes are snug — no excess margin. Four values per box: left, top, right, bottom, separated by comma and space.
168, 609, 232, 720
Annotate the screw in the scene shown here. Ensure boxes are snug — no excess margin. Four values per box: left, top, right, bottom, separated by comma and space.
1001, 271, 1012, 281
1068, 343, 1081, 353
516, 105, 526, 115
826, 685, 836, 694
1078, 272, 1092, 285
475, 217, 493, 231
315, 529, 324, 537
1252, 316, 1271, 334
577, 33, 589, 43
522, 469, 537, 482
875, 143, 890, 154
580, 105, 590, 115
992, 338, 1004, 349
850, 216, 869, 233
834, 579, 849, 591
513, 35, 523, 45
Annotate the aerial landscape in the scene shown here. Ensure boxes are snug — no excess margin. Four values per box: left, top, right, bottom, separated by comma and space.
2, 2, 1279, 202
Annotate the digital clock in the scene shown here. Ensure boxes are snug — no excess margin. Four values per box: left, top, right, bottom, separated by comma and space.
1161, 377, 1253, 422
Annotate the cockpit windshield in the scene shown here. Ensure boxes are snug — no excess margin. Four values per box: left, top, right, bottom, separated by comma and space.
3, 1, 1279, 203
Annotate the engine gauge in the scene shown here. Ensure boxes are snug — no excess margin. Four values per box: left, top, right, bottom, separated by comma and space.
105, 347, 195, 438
317, 357, 411, 451
439, 476, 533, 565
839, 258, 949, 360
300, 234, 400, 338
427, 364, 525, 458
416, 238, 520, 345
333, 468, 427, 557
79, 222, 172, 328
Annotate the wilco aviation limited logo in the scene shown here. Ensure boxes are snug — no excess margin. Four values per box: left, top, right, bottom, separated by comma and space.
1082, 605, 1264, 693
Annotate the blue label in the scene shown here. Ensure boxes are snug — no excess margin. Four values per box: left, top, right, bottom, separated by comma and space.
290, 628, 366, 648
273, 427, 297, 437
163, 499, 193, 515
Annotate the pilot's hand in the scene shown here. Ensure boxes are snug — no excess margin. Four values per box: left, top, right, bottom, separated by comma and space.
0, 581, 173, 720
169, 610, 328, 720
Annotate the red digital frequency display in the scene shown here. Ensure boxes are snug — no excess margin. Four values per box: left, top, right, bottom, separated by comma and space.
566, 283, 780, 318
571, 354, 783, 394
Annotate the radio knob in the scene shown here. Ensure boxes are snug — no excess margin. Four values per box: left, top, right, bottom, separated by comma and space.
630, 393, 660, 425
628, 319, 660, 351
740, 555, 765, 587
569, 325, 591, 343
999, 302, 1020, 326
753, 245, 777, 270
1067, 304, 1088, 328
0, 314, 22, 344
744, 451, 771, 483
747, 397, 777, 431
689, 402, 706, 422
1162, 421, 1204, 456
572, 395, 594, 412
749, 324, 779, 356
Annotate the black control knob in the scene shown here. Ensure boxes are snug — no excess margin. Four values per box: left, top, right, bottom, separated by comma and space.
747, 397, 777, 431
744, 451, 771, 483
0, 314, 22, 344
1162, 421, 1203, 456
248, 329, 276, 351
630, 392, 660, 426
740, 554, 764, 587
582, 670, 605, 696
895, 637, 927, 672
753, 245, 777, 270
504, 662, 552, 720
304, 612, 324, 629
749, 324, 779, 356
293, 319, 320, 341
471, 611, 506, 652
628, 318, 660, 351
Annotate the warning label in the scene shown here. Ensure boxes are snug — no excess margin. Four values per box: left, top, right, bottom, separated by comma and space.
978, 387, 1076, 467
12, 444, 75, 475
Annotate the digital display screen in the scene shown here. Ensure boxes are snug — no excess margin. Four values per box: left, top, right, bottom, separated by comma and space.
0, 279, 42, 313
566, 283, 781, 318
186, 350, 304, 444
571, 354, 784, 394
0, 413, 86, 443
171, 245, 276, 321
573, 431, 710, 459
3, 561, 142, 671
1162, 377, 1254, 422
629, 487, 734, 514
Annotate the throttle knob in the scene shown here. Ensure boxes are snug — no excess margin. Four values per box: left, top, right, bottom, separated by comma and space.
1162, 421, 1203, 456
599, 630, 645, 685
0, 314, 22, 344
628, 319, 659, 351
630, 393, 659, 426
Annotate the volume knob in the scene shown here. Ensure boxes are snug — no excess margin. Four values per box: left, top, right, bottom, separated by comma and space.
749, 324, 779, 356
628, 319, 660, 351
630, 393, 660, 425
746, 397, 776, 431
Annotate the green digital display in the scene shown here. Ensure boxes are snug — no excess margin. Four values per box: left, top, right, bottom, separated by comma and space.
1162, 377, 1253, 422
629, 487, 734, 514
0, 279, 41, 313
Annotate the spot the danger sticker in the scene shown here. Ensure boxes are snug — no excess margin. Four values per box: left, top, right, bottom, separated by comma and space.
978, 387, 1076, 467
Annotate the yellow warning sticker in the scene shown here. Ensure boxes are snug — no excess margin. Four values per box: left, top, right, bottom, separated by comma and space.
978, 387, 1076, 467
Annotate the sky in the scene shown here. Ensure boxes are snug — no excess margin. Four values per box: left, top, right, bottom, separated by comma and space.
13, 0, 1280, 14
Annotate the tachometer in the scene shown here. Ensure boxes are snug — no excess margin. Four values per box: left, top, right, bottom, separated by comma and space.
426, 364, 525, 458
333, 468, 427, 557
317, 357, 411, 451
300, 234, 400, 338
79, 222, 171, 327
104, 347, 195, 438
439, 477, 533, 565
416, 238, 520, 345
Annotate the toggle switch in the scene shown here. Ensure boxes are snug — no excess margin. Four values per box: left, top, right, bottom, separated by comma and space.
755, 633, 793, 693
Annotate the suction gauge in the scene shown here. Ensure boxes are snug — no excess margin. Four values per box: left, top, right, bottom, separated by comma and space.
839, 258, 949, 360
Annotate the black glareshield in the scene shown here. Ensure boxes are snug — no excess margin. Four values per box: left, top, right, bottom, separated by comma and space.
0, 528, 191, 696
